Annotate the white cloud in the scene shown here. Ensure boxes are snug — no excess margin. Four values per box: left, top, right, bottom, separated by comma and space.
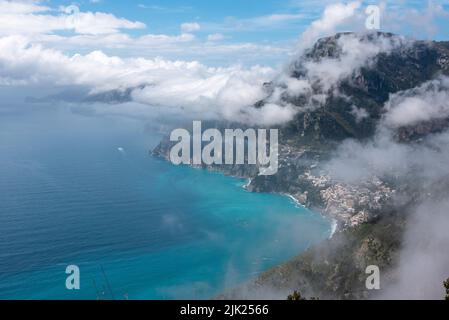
0, 0, 49, 14
245, 103, 298, 126
0, 1, 146, 36
322, 83, 449, 299
180, 22, 201, 33
262, 32, 407, 115
380, 197, 449, 299
28, 32, 288, 66
303, 33, 405, 92
66, 11, 146, 35
297, 1, 362, 51
351, 105, 369, 123
0, 1, 296, 65
0, 35, 280, 124
207, 33, 225, 41
381, 0, 449, 40
383, 77, 449, 128
0, 1, 291, 64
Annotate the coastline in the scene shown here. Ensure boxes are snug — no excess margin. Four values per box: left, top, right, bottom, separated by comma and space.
150, 150, 343, 298
284, 193, 338, 239
242, 178, 337, 238
153, 150, 340, 239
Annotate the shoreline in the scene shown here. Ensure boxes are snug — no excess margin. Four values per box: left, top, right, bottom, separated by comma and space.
242, 177, 337, 238
284, 193, 338, 239
242, 177, 337, 239
152, 153, 339, 293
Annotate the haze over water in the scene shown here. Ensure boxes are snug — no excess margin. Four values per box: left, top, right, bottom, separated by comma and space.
0, 105, 331, 300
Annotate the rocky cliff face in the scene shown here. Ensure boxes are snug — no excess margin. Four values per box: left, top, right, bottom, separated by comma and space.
279, 32, 449, 143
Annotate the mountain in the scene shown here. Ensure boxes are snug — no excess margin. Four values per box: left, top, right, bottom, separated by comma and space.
272, 32, 449, 143
153, 32, 449, 299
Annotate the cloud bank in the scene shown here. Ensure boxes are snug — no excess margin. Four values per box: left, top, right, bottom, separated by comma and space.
0, 1, 441, 127
0, 35, 286, 124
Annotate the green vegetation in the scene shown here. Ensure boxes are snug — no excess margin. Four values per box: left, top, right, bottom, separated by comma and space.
287, 290, 319, 300
287, 291, 306, 301
444, 278, 449, 300
225, 208, 407, 300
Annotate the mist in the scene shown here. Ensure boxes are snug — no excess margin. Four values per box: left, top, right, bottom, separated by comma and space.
322, 75, 449, 299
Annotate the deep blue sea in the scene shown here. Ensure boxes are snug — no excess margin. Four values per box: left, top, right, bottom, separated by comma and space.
0, 105, 331, 300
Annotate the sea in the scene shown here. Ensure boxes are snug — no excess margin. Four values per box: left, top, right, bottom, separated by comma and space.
0, 104, 331, 300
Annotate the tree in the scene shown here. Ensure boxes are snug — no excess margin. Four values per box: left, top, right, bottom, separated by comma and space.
444, 278, 449, 301
287, 290, 306, 301
287, 290, 319, 300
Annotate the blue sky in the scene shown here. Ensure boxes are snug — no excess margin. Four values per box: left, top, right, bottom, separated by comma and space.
1, 0, 449, 72
53, 1, 449, 38
67, 0, 321, 41
25, 0, 446, 66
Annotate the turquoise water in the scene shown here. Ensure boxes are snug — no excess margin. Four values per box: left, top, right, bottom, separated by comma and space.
0, 106, 331, 300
